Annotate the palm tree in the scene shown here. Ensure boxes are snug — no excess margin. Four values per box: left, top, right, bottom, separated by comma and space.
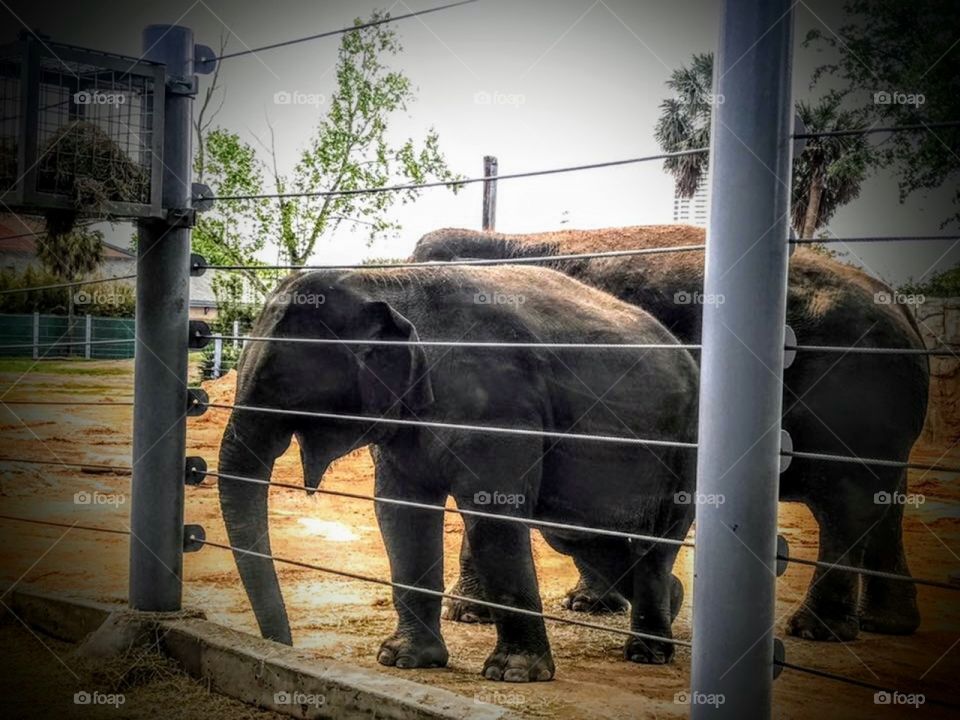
791, 95, 871, 238
655, 53, 873, 238
654, 52, 713, 199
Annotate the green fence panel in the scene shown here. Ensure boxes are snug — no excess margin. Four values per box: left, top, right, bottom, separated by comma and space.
0, 313, 136, 359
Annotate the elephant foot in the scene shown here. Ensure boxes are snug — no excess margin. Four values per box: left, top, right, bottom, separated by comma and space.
561, 578, 629, 615
442, 580, 495, 624
624, 635, 674, 664
859, 595, 921, 635
377, 631, 449, 669
787, 604, 859, 642
482, 644, 554, 682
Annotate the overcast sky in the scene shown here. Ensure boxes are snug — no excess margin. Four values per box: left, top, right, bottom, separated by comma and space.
4, 0, 958, 285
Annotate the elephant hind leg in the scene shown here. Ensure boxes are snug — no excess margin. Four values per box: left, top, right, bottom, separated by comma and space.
562, 559, 630, 615
442, 533, 495, 624
859, 475, 920, 635
787, 491, 867, 642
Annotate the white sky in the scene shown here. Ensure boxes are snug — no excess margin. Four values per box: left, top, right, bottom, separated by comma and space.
5, 0, 958, 285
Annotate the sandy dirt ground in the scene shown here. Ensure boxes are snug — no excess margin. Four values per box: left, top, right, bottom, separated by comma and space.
0, 361, 958, 719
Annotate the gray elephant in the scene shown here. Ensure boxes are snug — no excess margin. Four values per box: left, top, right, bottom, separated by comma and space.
217, 265, 699, 681
412, 225, 930, 642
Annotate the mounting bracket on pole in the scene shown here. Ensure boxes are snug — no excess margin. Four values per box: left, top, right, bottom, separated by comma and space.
188, 320, 211, 349
779, 429, 793, 473
163, 207, 196, 228
185, 456, 207, 485
192, 182, 214, 212
773, 639, 785, 679
183, 525, 206, 553
190, 253, 207, 277
187, 388, 209, 416
776, 534, 789, 577
783, 326, 797, 369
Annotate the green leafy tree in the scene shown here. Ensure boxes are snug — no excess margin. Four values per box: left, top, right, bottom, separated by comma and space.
806, 0, 960, 228
900, 263, 960, 297
192, 9, 460, 315
655, 54, 874, 238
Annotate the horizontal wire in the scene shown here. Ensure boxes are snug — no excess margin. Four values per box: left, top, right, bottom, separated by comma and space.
790, 234, 960, 244
201, 334, 701, 352
792, 120, 960, 139
775, 660, 958, 709
205, 402, 698, 451
0, 338, 136, 351
191, 535, 690, 646
0, 457, 132, 472
212, 0, 479, 61
202, 335, 960, 357
0, 399, 134, 407
782, 449, 960, 474
777, 554, 958, 592
196, 148, 709, 202
789, 344, 957, 357
0, 513, 130, 536
0, 274, 137, 296
196, 243, 707, 272
200, 468, 695, 549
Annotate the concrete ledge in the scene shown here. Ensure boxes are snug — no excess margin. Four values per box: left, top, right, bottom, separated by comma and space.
6, 587, 116, 642
6, 587, 520, 720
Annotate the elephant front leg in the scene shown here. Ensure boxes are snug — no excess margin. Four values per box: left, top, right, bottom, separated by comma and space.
463, 515, 555, 682
374, 492, 449, 669
442, 533, 495, 623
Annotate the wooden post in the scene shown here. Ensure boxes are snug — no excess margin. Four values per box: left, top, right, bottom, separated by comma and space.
482, 155, 498, 231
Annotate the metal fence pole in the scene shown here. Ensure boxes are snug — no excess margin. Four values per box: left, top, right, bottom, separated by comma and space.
129, 25, 197, 612
212, 333, 222, 379
482, 155, 497, 230
232, 319, 239, 348
84, 314, 92, 360
32, 311, 39, 360
690, 1, 795, 718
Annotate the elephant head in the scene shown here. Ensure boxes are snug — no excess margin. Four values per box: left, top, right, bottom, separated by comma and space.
217, 274, 433, 645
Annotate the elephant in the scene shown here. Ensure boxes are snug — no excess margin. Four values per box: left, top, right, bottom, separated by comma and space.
217, 264, 700, 681
411, 225, 930, 643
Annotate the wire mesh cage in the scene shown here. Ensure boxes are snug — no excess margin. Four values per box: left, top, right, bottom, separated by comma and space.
0, 36, 164, 221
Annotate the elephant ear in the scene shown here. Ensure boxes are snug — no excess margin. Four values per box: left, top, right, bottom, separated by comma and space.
357, 301, 434, 418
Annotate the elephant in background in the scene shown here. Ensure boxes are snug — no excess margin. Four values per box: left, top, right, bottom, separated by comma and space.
412, 225, 930, 642
217, 265, 699, 681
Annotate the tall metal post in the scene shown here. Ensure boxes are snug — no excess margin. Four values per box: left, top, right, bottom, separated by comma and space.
690, 1, 794, 718
129, 26, 197, 612
482, 155, 497, 230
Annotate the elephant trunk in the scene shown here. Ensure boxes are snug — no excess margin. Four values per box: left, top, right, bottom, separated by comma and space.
218, 416, 293, 645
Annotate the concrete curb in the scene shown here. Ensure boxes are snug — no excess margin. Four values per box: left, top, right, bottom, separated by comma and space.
6, 587, 520, 720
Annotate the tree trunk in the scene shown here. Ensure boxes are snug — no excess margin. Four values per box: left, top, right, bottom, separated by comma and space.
801, 171, 825, 239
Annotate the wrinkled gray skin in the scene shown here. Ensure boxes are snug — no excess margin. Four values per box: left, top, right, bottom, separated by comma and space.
412, 226, 930, 642
218, 265, 699, 680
